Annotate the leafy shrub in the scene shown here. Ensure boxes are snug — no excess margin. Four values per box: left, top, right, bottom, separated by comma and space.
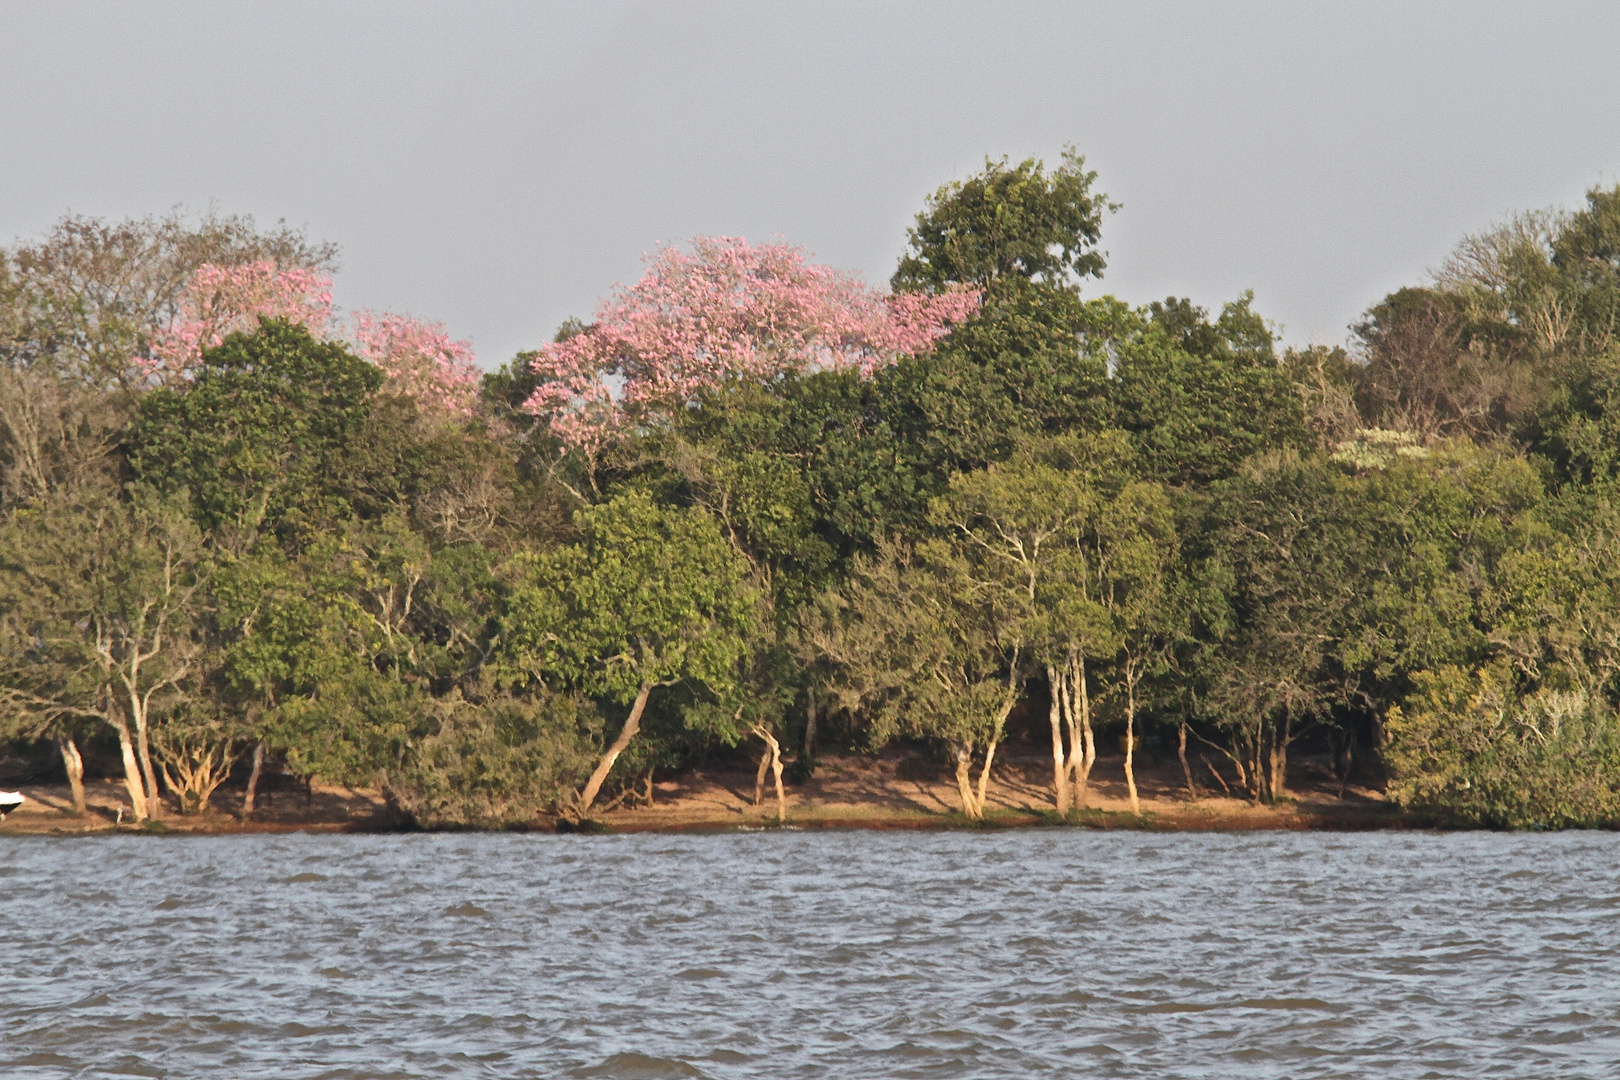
387, 689, 601, 828
1387, 665, 1620, 827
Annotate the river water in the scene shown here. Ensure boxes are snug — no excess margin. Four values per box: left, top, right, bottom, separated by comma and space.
4, 829, 1620, 1078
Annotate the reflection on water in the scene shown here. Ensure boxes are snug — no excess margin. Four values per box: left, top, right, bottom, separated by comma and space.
4, 829, 1620, 1078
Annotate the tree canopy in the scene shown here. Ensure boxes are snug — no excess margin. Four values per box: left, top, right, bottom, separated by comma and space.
10, 166, 1620, 830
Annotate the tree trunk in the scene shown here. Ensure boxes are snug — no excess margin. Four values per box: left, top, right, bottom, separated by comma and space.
57, 736, 86, 814
1270, 705, 1291, 801
1123, 680, 1141, 817
953, 744, 981, 820
1065, 652, 1097, 808
754, 746, 771, 806
753, 727, 786, 823
803, 686, 819, 766
242, 740, 266, 818
1178, 722, 1197, 800
1046, 664, 1070, 814
1246, 719, 1263, 803
577, 682, 652, 815
975, 729, 1002, 819
128, 692, 162, 819
112, 712, 147, 822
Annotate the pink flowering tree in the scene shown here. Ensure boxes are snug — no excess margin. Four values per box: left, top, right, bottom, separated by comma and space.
522, 237, 979, 461
140, 261, 334, 384
141, 263, 483, 418
350, 311, 481, 418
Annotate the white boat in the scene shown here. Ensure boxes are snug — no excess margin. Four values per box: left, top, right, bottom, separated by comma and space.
0, 791, 24, 819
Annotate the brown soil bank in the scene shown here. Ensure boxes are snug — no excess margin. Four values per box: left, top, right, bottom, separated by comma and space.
590, 748, 1397, 832
0, 749, 1398, 835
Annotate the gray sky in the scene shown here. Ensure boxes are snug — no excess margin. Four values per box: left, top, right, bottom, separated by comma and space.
3, 1, 1618, 366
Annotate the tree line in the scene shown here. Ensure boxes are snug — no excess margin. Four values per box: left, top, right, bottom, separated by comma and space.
5, 150, 1620, 828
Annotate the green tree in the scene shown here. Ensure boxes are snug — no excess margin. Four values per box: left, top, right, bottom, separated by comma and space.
893, 147, 1113, 294
499, 490, 757, 814
799, 536, 1028, 821
0, 481, 207, 820
874, 149, 1118, 494
1111, 293, 1307, 485
125, 318, 382, 542
385, 684, 602, 828
926, 434, 1126, 813
1093, 479, 1177, 816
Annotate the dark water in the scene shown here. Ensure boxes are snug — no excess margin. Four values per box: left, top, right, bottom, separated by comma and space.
4, 830, 1620, 1078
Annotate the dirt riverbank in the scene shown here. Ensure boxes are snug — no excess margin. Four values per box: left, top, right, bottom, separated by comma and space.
0, 748, 1399, 835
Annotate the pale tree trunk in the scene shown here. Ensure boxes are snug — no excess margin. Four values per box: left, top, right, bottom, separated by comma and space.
751, 725, 787, 822
972, 685, 1017, 821
953, 743, 981, 820
1065, 652, 1097, 808
1123, 676, 1141, 817
770, 745, 785, 823
1178, 722, 1197, 800
974, 729, 1002, 818
126, 689, 162, 819
112, 711, 148, 822
1046, 664, 1070, 814
57, 736, 86, 814
577, 683, 652, 815
242, 740, 266, 818
754, 746, 771, 806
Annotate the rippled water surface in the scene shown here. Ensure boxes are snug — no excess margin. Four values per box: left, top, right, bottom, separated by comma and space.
5, 829, 1620, 1078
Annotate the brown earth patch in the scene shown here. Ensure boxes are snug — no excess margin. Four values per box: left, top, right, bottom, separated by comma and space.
0, 747, 1397, 836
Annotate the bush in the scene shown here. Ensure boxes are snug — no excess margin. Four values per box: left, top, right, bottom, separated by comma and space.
1386, 665, 1620, 827
387, 689, 601, 828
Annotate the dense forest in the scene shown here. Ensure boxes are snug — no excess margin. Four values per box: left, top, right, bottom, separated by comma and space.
6, 150, 1620, 829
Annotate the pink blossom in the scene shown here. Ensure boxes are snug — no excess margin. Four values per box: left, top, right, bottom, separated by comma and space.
350, 310, 481, 418
141, 261, 334, 382
522, 236, 979, 452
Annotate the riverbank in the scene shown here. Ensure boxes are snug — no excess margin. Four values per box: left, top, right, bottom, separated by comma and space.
590, 748, 1398, 832
0, 748, 1401, 835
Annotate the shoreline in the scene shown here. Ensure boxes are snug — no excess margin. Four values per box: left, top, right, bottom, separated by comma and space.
0, 749, 1430, 836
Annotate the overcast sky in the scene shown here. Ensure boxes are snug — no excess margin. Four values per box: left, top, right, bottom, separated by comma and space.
3, 1, 1618, 365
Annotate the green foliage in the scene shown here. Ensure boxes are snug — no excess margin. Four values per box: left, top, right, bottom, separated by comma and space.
1387, 665, 1620, 827
387, 688, 602, 827
1111, 294, 1307, 485
13, 159, 1620, 830
875, 278, 1112, 479
778, 367, 934, 556
799, 540, 1020, 756
0, 479, 206, 720
893, 146, 1113, 293
662, 380, 838, 612
1530, 352, 1620, 487
1551, 184, 1620, 353
266, 667, 426, 786
500, 490, 757, 708
125, 319, 382, 539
